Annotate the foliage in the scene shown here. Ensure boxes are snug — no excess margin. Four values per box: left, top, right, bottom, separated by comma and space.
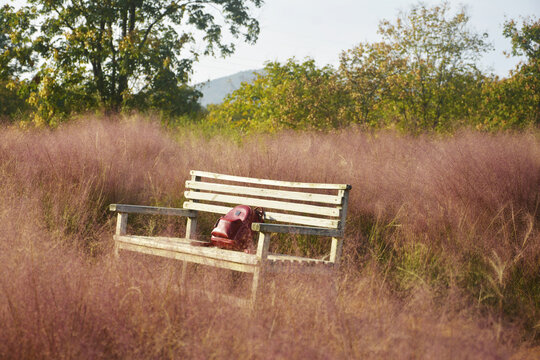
127, 70, 202, 118
339, 42, 403, 127
208, 59, 348, 132
504, 16, 540, 65
503, 17, 540, 125
0, 5, 36, 81
0, 80, 31, 122
477, 74, 536, 130
341, 1, 490, 132
1, 0, 262, 124
1, 1, 538, 132
0, 5, 36, 120
474, 17, 539, 130
211, 2, 496, 133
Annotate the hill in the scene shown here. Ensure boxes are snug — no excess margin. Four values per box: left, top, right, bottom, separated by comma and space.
195, 69, 261, 107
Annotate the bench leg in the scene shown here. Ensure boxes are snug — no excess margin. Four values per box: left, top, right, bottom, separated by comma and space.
330, 237, 343, 264
114, 212, 128, 258
180, 261, 188, 295
185, 216, 198, 240
251, 231, 271, 307
251, 267, 264, 308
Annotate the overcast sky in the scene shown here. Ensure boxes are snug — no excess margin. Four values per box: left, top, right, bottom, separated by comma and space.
190, 0, 539, 84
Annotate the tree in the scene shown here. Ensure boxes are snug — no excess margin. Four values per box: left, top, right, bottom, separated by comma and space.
476, 75, 534, 130
503, 17, 540, 125
339, 42, 404, 127
208, 59, 348, 132
342, 2, 490, 131
0, 5, 37, 81
0, 5, 36, 120
4, 0, 262, 123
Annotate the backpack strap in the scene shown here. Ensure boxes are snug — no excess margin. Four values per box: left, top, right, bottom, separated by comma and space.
253, 207, 265, 223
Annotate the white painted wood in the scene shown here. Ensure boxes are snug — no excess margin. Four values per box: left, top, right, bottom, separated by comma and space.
182, 202, 340, 228
251, 232, 271, 307
185, 181, 342, 204
252, 231, 269, 306
265, 261, 335, 275
180, 261, 188, 294
184, 173, 201, 240
184, 191, 340, 217
267, 253, 331, 264
110, 204, 196, 217
252, 223, 342, 237
256, 232, 270, 260
114, 235, 259, 265
182, 201, 232, 215
251, 267, 262, 307
330, 237, 343, 264
117, 235, 209, 247
185, 216, 198, 240
190, 170, 351, 190
116, 213, 128, 235
116, 241, 257, 273
331, 188, 349, 264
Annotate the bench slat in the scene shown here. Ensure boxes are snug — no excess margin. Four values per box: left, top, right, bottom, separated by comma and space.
184, 191, 340, 217
182, 202, 340, 228
110, 204, 196, 217
190, 170, 351, 190
115, 235, 259, 265
185, 181, 342, 205
251, 223, 342, 237
265, 260, 335, 275
267, 253, 332, 264
117, 241, 258, 273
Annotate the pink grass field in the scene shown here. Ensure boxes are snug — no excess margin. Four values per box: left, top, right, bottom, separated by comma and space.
0, 116, 539, 359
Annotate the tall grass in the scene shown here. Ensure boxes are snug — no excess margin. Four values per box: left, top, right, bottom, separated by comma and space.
0, 116, 539, 358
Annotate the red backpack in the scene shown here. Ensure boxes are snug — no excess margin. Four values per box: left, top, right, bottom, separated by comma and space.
211, 205, 264, 252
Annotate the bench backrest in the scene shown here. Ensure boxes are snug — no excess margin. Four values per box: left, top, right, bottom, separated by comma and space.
183, 170, 351, 235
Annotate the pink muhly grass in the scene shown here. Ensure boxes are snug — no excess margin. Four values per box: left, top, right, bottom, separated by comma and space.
0, 116, 538, 358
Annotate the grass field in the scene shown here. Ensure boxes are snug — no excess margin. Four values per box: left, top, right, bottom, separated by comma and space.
0, 116, 539, 359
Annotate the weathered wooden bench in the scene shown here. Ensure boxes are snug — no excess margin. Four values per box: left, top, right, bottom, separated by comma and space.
110, 170, 351, 306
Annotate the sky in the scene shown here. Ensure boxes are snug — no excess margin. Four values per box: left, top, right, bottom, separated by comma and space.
189, 0, 539, 84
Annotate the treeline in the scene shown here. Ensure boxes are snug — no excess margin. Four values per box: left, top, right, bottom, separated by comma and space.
1, 2, 538, 132
0, 0, 262, 125
209, 5, 539, 133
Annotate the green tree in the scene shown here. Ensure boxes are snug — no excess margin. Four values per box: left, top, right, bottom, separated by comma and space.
4, 0, 262, 124
381, 1, 491, 130
208, 59, 348, 132
0, 5, 36, 120
476, 75, 534, 130
339, 42, 404, 127
342, 2, 490, 131
502, 16, 540, 125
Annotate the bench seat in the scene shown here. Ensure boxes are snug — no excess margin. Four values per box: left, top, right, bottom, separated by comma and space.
114, 235, 335, 275
110, 170, 351, 307
115, 234, 259, 272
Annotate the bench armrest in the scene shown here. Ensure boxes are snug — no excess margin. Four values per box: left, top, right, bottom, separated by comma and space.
109, 204, 197, 217
251, 223, 342, 237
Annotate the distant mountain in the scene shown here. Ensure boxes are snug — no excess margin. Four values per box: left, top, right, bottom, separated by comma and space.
195, 69, 262, 107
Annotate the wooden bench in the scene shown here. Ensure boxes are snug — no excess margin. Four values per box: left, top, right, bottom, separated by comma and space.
109, 170, 351, 306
